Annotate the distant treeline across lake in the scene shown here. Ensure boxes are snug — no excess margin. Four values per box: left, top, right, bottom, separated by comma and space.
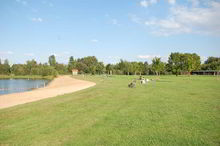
0, 53, 219, 76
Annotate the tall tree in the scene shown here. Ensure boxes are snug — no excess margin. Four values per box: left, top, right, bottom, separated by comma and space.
138, 62, 145, 75
96, 62, 105, 74
26, 59, 37, 75
202, 57, 220, 70
152, 57, 164, 75
168, 52, 182, 76
106, 64, 114, 75
0, 59, 10, 75
143, 61, 150, 75
183, 53, 201, 74
48, 55, 56, 67
131, 62, 139, 75
68, 56, 76, 72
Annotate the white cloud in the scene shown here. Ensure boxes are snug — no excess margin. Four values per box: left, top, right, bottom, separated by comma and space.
91, 39, 99, 43
129, 14, 142, 24
140, 0, 149, 7
24, 53, 34, 56
137, 55, 169, 63
188, 0, 199, 7
16, 0, 27, 6
112, 19, 119, 25
63, 51, 70, 55
144, 1, 220, 36
51, 51, 70, 57
140, 0, 158, 7
51, 53, 58, 57
0, 51, 14, 55
137, 55, 161, 59
150, 0, 158, 4
201, 56, 208, 63
31, 17, 43, 22
167, 0, 176, 5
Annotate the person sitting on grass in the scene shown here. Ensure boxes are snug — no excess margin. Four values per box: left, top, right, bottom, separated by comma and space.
128, 80, 136, 88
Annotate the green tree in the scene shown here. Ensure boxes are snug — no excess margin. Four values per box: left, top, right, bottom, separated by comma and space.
68, 56, 76, 72
96, 62, 105, 74
138, 62, 145, 75
106, 64, 114, 75
183, 53, 201, 75
152, 57, 164, 75
55, 63, 68, 74
143, 61, 150, 75
0, 59, 11, 75
11, 64, 26, 75
76, 62, 88, 74
168, 52, 182, 76
131, 62, 139, 75
49, 55, 56, 67
26, 59, 37, 75
202, 57, 220, 70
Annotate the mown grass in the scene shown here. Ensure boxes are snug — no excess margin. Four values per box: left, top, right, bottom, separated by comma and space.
0, 75, 219, 145
0, 75, 54, 80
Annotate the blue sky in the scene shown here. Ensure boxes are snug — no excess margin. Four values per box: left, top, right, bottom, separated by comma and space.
0, 0, 220, 64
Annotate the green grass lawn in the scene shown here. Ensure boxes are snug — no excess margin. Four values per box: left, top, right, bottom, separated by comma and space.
0, 75, 220, 145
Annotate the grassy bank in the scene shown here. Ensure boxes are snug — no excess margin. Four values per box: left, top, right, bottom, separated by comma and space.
0, 75, 219, 145
0, 75, 54, 80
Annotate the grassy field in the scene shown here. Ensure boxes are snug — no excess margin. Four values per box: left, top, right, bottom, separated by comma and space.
0, 75, 219, 145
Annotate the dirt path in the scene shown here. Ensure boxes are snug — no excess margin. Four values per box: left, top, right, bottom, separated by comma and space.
0, 76, 96, 109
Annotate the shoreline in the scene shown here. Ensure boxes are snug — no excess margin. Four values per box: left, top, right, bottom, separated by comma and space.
0, 75, 96, 109
0, 75, 55, 80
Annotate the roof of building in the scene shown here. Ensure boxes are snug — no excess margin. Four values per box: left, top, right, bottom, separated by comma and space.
72, 69, 78, 72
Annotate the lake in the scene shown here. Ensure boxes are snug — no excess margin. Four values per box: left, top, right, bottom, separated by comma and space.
0, 79, 49, 95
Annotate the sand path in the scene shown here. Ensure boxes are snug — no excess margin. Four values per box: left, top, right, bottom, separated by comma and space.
0, 76, 96, 109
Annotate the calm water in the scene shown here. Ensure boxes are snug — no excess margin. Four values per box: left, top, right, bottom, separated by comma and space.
0, 79, 49, 95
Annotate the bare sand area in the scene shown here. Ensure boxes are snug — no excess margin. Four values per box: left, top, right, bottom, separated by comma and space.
0, 76, 96, 109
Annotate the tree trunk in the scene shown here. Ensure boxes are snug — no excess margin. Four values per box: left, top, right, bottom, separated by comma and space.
188, 72, 190, 76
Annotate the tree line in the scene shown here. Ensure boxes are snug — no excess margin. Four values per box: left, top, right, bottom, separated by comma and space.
0, 52, 219, 76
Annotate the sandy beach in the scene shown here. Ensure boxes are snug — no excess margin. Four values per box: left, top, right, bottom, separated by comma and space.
0, 76, 96, 109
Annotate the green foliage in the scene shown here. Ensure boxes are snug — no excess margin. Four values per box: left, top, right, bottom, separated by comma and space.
55, 63, 68, 75
152, 57, 165, 75
10, 61, 58, 77
0, 59, 10, 75
68, 56, 76, 72
41, 65, 58, 76
168, 52, 201, 76
106, 64, 114, 74
0, 53, 218, 77
73, 56, 104, 75
48, 55, 56, 67
168, 52, 182, 76
201, 57, 220, 70
11, 64, 26, 75
96, 62, 105, 74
